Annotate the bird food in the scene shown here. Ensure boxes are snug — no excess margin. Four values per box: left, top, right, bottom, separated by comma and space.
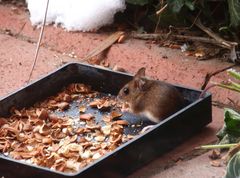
0, 83, 139, 173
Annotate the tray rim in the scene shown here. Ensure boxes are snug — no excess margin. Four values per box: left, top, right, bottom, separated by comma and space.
0, 62, 212, 176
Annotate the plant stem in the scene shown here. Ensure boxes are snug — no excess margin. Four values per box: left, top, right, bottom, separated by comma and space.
196, 143, 238, 150
217, 83, 240, 93
228, 69, 240, 80
199, 84, 216, 98
201, 64, 237, 90
231, 81, 240, 89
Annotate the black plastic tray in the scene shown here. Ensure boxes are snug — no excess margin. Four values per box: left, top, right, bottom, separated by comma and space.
0, 62, 212, 178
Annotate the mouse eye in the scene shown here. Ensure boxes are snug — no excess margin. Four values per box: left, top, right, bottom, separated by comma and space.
123, 88, 129, 95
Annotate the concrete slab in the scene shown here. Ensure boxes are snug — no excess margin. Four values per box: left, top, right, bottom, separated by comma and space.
0, 33, 73, 97
130, 152, 226, 178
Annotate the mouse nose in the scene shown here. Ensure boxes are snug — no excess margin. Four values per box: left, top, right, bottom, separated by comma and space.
116, 94, 121, 100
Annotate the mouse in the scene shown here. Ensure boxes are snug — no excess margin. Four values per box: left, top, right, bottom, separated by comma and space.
117, 67, 184, 123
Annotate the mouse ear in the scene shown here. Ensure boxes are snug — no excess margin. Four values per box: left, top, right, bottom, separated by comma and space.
134, 78, 145, 91
134, 67, 146, 79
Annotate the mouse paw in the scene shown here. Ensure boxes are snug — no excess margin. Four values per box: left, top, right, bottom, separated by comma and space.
140, 125, 155, 133
121, 107, 131, 112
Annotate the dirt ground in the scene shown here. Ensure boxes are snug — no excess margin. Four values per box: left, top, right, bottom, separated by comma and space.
0, 2, 239, 178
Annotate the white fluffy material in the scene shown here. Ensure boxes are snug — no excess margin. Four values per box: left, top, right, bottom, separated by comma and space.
26, 0, 126, 31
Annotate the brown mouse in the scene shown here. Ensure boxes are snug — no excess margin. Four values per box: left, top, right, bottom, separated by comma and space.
118, 67, 184, 123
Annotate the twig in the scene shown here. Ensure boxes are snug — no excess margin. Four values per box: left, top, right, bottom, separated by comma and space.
16, 22, 27, 37
131, 33, 230, 47
228, 97, 240, 112
27, 0, 49, 83
156, 4, 168, 15
201, 64, 237, 90
154, 1, 167, 33
195, 143, 238, 150
82, 31, 124, 62
188, 10, 201, 29
192, 18, 238, 62
193, 18, 238, 50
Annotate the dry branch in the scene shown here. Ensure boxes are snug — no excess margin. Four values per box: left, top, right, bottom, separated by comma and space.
82, 31, 124, 62
156, 4, 168, 15
193, 19, 238, 50
192, 18, 238, 62
131, 33, 228, 47
201, 64, 237, 90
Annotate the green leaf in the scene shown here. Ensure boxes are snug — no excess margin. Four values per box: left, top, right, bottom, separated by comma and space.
219, 134, 240, 145
225, 151, 240, 178
217, 126, 228, 140
167, 0, 185, 13
227, 0, 240, 28
224, 108, 240, 137
126, 0, 149, 6
167, 0, 195, 13
217, 109, 240, 145
185, 0, 195, 11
